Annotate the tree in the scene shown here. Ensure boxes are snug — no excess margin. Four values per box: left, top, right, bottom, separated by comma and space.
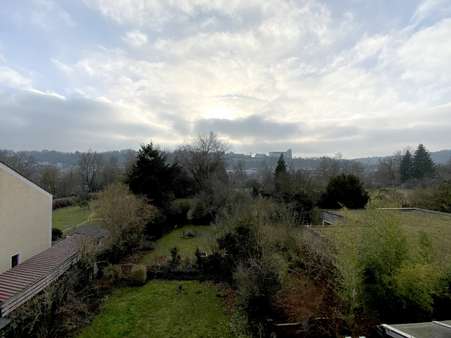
412, 144, 435, 179
126, 143, 185, 208
400, 150, 413, 183
0, 150, 37, 178
274, 154, 290, 196
175, 132, 227, 192
318, 174, 369, 209
79, 150, 102, 195
39, 165, 59, 196
318, 157, 341, 185
94, 183, 156, 257
375, 154, 401, 187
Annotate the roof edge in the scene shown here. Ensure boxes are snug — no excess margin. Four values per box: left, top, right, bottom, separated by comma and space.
0, 161, 52, 197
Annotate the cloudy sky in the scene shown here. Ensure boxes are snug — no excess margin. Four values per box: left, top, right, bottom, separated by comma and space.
1, 0, 451, 157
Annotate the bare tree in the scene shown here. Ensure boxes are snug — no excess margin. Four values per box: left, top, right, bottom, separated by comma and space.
0, 150, 37, 178
374, 152, 402, 186
39, 165, 59, 195
176, 132, 228, 191
79, 150, 102, 194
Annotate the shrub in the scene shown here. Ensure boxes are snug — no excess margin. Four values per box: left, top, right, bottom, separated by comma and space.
169, 247, 181, 268
127, 264, 147, 286
52, 196, 77, 210
273, 273, 326, 323
52, 228, 63, 241
318, 174, 369, 209
234, 257, 282, 326
394, 263, 439, 321
94, 183, 157, 259
116, 264, 147, 286
168, 198, 194, 225
409, 181, 451, 212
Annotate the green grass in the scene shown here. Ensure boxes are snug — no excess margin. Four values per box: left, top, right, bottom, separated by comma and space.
52, 206, 91, 232
320, 209, 451, 262
140, 225, 218, 265
78, 281, 239, 338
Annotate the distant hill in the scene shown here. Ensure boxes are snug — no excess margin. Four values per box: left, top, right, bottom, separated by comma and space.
2, 148, 450, 171
354, 149, 451, 167
430, 150, 451, 164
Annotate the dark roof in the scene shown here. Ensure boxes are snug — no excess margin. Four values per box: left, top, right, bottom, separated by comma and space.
70, 223, 110, 241
0, 160, 51, 196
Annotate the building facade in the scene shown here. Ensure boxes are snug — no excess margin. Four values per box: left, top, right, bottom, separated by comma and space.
269, 149, 292, 161
0, 162, 52, 274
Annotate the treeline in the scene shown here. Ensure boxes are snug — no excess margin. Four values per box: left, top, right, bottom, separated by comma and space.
0, 149, 135, 199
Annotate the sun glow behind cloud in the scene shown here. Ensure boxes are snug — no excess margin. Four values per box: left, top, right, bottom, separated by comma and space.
1, 0, 451, 157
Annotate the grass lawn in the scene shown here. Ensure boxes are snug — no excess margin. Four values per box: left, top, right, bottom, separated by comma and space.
140, 225, 218, 265
320, 209, 451, 263
77, 280, 240, 338
52, 206, 91, 232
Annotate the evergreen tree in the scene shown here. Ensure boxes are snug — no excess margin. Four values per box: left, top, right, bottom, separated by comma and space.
400, 150, 413, 183
318, 174, 369, 209
274, 155, 289, 196
275, 154, 287, 178
412, 144, 435, 179
126, 143, 187, 208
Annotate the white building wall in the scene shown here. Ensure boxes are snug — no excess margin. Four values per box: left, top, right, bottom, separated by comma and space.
0, 163, 52, 274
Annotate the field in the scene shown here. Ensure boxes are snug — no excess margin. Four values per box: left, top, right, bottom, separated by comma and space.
77, 280, 239, 338
320, 209, 451, 263
52, 206, 92, 232
140, 225, 218, 265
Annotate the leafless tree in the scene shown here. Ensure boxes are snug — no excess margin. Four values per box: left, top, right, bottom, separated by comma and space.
79, 150, 102, 194
39, 165, 59, 195
374, 152, 402, 186
175, 132, 228, 191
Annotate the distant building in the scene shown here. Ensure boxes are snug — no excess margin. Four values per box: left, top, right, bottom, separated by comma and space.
269, 149, 292, 161
254, 153, 267, 159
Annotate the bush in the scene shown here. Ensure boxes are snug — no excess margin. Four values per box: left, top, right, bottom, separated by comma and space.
169, 247, 181, 268
168, 198, 194, 225
94, 183, 157, 259
319, 174, 369, 209
52, 196, 77, 210
52, 228, 63, 241
116, 264, 147, 286
409, 181, 451, 212
234, 256, 283, 330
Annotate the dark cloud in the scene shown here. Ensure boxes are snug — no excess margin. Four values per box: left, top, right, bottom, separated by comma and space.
194, 115, 303, 140
0, 89, 160, 151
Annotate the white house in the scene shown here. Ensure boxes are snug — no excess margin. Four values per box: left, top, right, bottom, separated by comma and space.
0, 161, 52, 274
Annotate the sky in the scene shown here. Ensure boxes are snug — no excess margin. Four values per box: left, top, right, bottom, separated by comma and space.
1, 0, 451, 158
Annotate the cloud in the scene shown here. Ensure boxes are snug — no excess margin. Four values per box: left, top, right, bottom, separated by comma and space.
0, 66, 32, 89
31, 0, 76, 29
194, 115, 302, 141
0, 89, 166, 151
122, 30, 148, 47
2, 0, 451, 157
411, 0, 451, 26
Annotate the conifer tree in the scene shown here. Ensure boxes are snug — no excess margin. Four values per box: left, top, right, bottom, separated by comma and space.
412, 144, 435, 179
400, 150, 413, 183
274, 154, 289, 195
